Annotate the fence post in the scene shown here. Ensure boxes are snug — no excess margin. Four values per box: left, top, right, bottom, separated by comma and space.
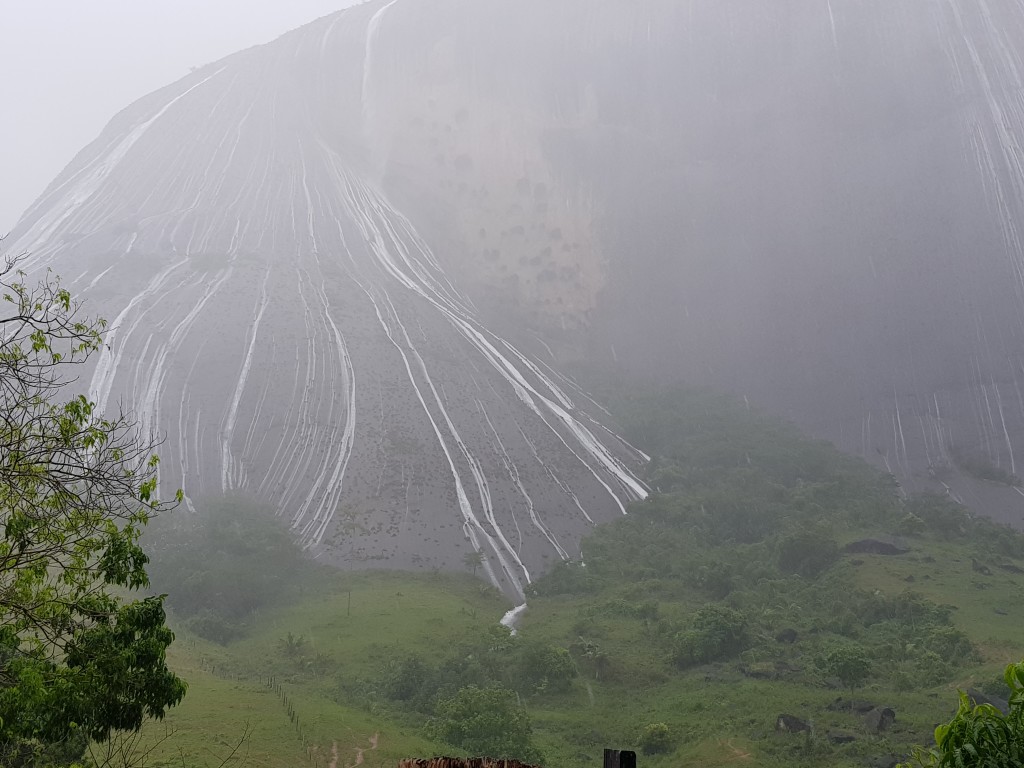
603, 749, 637, 768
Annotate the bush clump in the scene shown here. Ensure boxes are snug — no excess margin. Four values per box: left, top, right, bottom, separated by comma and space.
147, 496, 315, 641
639, 722, 674, 754
428, 684, 540, 762
777, 528, 839, 578
672, 604, 748, 668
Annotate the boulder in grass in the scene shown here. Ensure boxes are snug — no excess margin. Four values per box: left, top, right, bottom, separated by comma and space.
828, 729, 857, 744
967, 688, 1010, 715
828, 698, 877, 713
776, 714, 811, 734
842, 537, 910, 556
863, 707, 896, 733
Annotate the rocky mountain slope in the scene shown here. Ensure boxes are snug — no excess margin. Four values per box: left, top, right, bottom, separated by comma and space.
3, 1, 650, 599
9, 0, 1024, 582
356, 0, 1024, 522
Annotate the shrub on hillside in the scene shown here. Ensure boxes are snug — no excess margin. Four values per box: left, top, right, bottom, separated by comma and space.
818, 643, 871, 700
146, 496, 314, 640
639, 722, 674, 754
777, 528, 839, 578
185, 609, 245, 644
381, 655, 430, 702
695, 560, 735, 598
527, 560, 599, 596
517, 643, 577, 693
672, 604, 748, 668
428, 684, 540, 762
904, 494, 971, 539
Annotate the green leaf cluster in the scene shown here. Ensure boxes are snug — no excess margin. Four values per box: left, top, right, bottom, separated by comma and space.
0, 260, 184, 751
639, 722, 673, 755
902, 660, 1024, 767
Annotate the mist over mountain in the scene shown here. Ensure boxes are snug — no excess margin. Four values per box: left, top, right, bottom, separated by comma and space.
8, 0, 1024, 591
358, 0, 1024, 521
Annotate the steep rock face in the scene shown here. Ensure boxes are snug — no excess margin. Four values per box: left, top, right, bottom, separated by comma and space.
5, 3, 648, 599
12, 0, 1024, 578
355, 0, 1024, 518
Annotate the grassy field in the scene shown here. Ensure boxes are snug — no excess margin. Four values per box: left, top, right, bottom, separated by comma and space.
127, 534, 1024, 768
520, 548, 1024, 767
129, 571, 507, 768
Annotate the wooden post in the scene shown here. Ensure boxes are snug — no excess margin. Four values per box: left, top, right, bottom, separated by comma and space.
604, 749, 637, 768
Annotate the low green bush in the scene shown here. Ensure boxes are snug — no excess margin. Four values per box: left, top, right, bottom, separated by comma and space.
672, 604, 748, 668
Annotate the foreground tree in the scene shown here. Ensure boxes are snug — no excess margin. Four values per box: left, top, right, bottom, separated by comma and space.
901, 660, 1024, 767
0, 256, 185, 756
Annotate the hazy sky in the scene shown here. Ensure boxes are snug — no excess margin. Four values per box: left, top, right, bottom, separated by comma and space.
0, 1, 363, 235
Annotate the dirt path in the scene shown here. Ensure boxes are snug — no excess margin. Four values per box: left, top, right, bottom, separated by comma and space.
349, 732, 380, 768
719, 739, 752, 763
328, 742, 339, 768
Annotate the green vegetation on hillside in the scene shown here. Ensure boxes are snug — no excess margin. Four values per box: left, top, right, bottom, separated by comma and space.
132, 571, 513, 767
515, 386, 1024, 766
147, 497, 318, 644
106, 385, 1024, 767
